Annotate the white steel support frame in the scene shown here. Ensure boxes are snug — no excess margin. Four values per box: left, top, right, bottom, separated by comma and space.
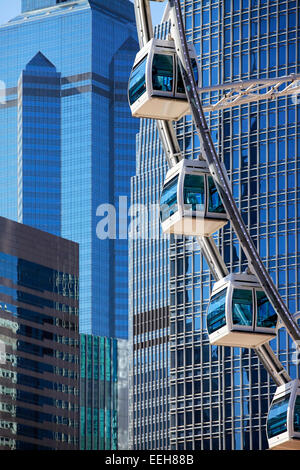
199, 75, 300, 113
133, 1, 296, 389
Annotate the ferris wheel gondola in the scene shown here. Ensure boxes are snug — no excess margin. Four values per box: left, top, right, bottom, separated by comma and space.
159, 159, 228, 237
267, 379, 300, 450
128, 38, 200, 121
207, 273, 278, 348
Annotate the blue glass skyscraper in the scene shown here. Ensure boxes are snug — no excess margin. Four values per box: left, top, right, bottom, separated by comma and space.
0, 0, 139, 338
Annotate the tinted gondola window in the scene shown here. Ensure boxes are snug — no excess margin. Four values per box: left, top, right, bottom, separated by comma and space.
232, 289, 253, 326
177, 62, 185, 94
183, 174, 205, 212
177, 58, 198, 93
256, 291, 277, 328
152, 54, 173, 92
294, 395, 300, 432
267, 394, 290, 438
128, 57, 147, 105
160, 176, 179, 222
207, 176, 226, 214
207, 289, 227, 334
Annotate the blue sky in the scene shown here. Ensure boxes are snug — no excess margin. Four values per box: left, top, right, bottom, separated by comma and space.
0, 0, 166, 25
0, 0, 21, 24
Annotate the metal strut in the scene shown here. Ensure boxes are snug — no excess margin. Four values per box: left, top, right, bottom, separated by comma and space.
133, 0, 293, 386
198, 74, 300, 113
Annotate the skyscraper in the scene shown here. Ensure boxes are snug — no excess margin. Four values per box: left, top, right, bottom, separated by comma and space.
130, 0, 300, 450
80, 334, 129, 450
129, 19, 171, 451
0, 0, 139, 339
0, 216, 79, 450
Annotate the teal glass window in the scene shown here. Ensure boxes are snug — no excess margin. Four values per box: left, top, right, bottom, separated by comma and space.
207, 176, 226, 214
160, 175, 178, 222
207, 288, 227, 334
232, 289, 253, 326
128, 57, 147, 104
294, 395, 300, 432
256, 291, 277, 328
152, 54, 173, 92
183, 174, 205, 212
267, 395, 290, 438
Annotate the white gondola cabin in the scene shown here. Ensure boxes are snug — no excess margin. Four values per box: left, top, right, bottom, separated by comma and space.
159, 159, 228, 237
207, 273, 278, 348
267, 379, 300, 450
128, 38, 200, 121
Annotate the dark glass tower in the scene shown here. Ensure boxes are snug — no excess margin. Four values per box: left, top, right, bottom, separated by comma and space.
0, 216, 79, 450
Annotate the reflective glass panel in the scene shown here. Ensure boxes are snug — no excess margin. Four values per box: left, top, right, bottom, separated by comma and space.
128, 57, 147, 104
160, 176, 178, 222
183, 174, 205, 212
267, 394, 290, 438
232, 289, 253, 326
294, 395, 300, 433
177, 58, 198, 93
207, 288, 227, 334
256, 291, 277, 328
177, 62, 185, 94
207, 176, 226, 214
152, 54, 173, 92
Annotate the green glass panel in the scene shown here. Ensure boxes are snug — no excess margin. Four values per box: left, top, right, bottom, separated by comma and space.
105, 409, 111, 449
87, 336, 92, 379
100, 337, 105, 380
99, 409, 105, 450
80, 335, 86, 378
86, 407, 92, 450
106, 338, 111, 381
80, 406, 85, 449
112, 339, 118, 382
112, 409, 118, 450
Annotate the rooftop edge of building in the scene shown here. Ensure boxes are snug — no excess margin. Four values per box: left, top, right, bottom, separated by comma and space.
20, 0, 135, 23
0, 216, 79, 273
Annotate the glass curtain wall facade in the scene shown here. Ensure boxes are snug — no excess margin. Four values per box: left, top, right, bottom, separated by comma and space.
80, 334, 128, 450
0, 0, 139, 339
129, 22, 171, 451
0, 216, 79, 450
17, 52, 61, 236
130, 0, 300, 450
